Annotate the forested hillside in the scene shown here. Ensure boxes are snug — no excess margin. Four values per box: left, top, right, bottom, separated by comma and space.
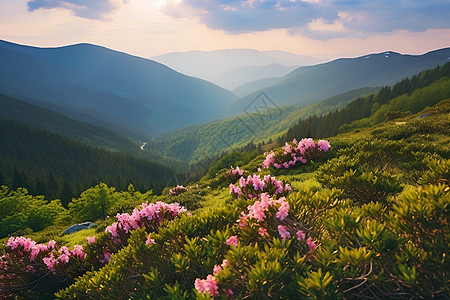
281, 62, 450, 142
155, 87, 378, 163
0, 93, 186, 171
1, 98, 448, 299
156, 62, 449, 166
0, 119, 175, 204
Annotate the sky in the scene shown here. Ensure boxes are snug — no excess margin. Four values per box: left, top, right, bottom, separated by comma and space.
0, 0, 449, 60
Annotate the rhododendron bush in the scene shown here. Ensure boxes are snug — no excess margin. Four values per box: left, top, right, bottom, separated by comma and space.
262, 138, 330, 169
0, 201, 187, 298
2, 101, 450, 300
225, 166, 244, 183
229, 174, 291, 199
168, 184, 187, 196
0, 236, 87, 297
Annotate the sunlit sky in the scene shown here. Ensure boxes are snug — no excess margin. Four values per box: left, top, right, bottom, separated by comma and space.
0, 0, 449, 60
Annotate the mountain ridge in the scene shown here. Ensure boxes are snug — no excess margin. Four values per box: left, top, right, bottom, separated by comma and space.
225, 47, 450, 115
0, 39, 237, 136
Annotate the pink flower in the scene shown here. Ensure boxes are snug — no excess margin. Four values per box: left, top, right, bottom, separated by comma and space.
318, 140, 331, 152
284, 143, 292, 154
59, 246, 70, 256
297, 157, 307, 164
296, 230, 306, 240
221, 259, 228, 268
213, 265, 222, 275
43, 254, 56, 271
47, 240, 56, 249
259, 193, 273, 209
71, 245, 85, 259
238, 213, 249, 227
275, 186, 284, 194
169, 185, 187, 196
275, 198, 289, 221
146, 237, 156, 245
104, 252, 111, 262
258, 227, 269, 236
106, 223, 119, 238
195, 275, 219, 297
278, 225, 291, 240
226, 236, 239, 247
247, 201, 266, 222
299, 138, 316, 150
58, 254, 70, 264
87, 236, 96, 244
262, 152, 275, 168
307, 237, 317, 250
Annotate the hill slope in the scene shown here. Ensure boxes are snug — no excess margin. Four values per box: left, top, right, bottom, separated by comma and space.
0, 40, 236, 136
53, 99, 450, 299
282, 62, 450, 142
226, 48, 450, 115
154, 87, 379, 163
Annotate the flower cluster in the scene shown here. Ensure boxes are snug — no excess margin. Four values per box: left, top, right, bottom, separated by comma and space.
194, 191, 318, 298
229, 174, 292, 199
262, 138, 331, 169
169, 185, 188, 196
225, 166, 244, 183
42, 245, 85, 272
238, 193, 290, 228
106, 201, 187, 240
0, 236, 87, 297
195, 274, 220, 297
4, 237, 86, 271
237, 193, 318, 250
6, 236, 57, 262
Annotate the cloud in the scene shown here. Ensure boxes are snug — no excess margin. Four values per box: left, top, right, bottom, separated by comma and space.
160, 0, 450, 38
27, 0, 127, 20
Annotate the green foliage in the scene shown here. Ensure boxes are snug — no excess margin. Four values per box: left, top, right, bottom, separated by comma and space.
283, 62, 450, 142
0, 186, 67, 238
2, 98, 450, 299
202, 151, 258, 180
69, 182, 155, 222
0, 119, 175, 201
419, 157, 450, 185
155, 87, 376, 164
69, 182, 117, 222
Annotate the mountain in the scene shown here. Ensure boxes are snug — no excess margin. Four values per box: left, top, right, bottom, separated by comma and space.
0, 40, 236, 136
151, 49, 323, 89
225, 48, 450, 115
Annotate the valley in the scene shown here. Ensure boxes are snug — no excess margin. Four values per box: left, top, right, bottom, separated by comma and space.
0, 40, 449, 299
